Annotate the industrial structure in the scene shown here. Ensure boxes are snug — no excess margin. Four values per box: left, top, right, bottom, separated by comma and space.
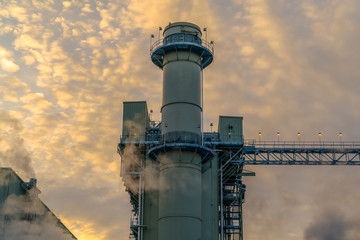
0, 168, 77, 239
118, 22, 360, 240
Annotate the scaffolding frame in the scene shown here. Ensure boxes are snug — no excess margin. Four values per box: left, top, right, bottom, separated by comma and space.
119, 130, 360, 240
218, 147, 255, 240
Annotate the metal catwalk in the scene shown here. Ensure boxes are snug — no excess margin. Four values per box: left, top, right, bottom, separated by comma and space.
119, 129, 360, 240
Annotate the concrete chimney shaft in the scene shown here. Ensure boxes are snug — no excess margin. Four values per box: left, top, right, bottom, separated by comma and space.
161, 22, 203, 143
150, 22, 214, 240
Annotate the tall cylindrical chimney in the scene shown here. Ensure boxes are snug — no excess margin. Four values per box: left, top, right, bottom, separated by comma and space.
150, 21, 214, 240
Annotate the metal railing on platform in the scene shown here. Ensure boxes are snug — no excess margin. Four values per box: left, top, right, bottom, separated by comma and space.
150, 35, 214, 56
120, 133, 360, 150
245, 140, 360, 149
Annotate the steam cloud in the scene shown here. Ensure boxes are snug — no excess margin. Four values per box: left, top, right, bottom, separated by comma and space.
1, 194, 73, 240
304, 210, 360, 240
0, 111, 35, 178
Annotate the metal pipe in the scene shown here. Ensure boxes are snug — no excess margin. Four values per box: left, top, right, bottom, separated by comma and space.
138, 173, 142, 240
140, 173, 144, 240
201, 67, 204, 146
220, 160, 224, 240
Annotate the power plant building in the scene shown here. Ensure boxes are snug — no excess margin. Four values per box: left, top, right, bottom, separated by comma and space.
0, 168, 77, 240
118, 22, 247, 240
118, 21, 360, 240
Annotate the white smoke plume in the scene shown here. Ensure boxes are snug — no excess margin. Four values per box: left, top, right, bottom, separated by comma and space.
0, 193, 74, 240
120, 144, 144, 193
0, 111, 36, 179
304, 209, 360, 240
120, 144, 200, 193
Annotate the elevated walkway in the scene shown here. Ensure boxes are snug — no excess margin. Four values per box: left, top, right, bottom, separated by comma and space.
119, 130, 360, 240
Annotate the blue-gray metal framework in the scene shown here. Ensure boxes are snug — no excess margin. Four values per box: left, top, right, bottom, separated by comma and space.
240, 141, 360, 165
211, 139, 360, 240
117, 22, 360, 240
118, 128, 360, 240
150, 35, 214, 69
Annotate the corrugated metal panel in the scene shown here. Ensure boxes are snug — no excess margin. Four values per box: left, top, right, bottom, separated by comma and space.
218, 116, 243, 143
122, 101, 149, 142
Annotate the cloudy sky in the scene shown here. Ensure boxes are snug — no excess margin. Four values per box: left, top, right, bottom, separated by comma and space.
1, 0, 360, 239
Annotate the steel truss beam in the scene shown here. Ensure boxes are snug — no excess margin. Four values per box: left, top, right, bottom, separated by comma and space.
217, 144, 360, 240
241, 147, 360, 165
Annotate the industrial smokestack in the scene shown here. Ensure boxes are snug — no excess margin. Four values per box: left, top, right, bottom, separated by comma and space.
149, 22, 214, 240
